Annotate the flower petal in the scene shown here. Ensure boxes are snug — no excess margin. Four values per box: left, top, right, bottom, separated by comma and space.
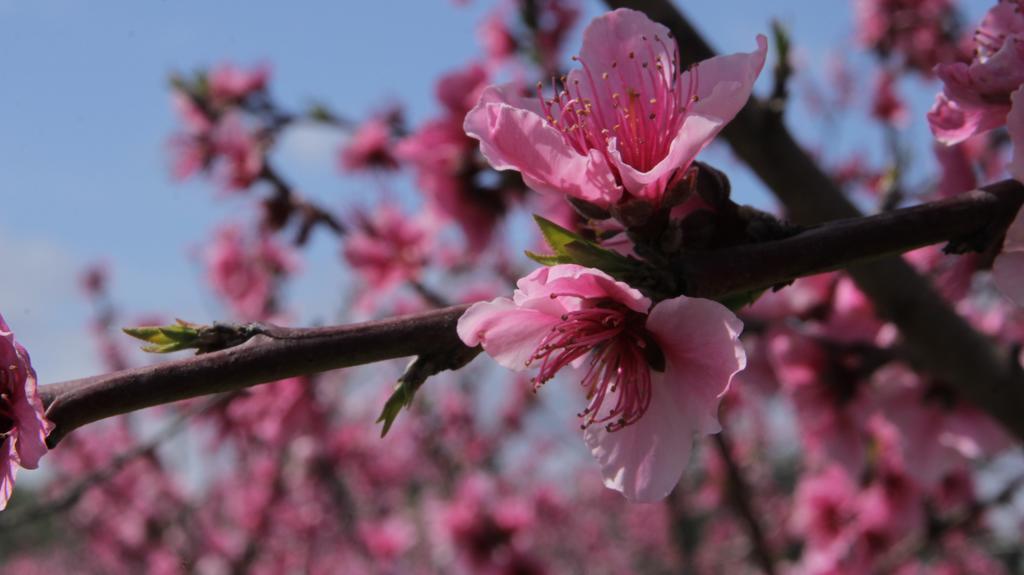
457, 298, 561, 371
1009, 86, 1024, 183
0, 442, 16, 511
583, 375, 691, 502
927, 93, 1009, 146
464, 86, 621, 207
645, 295, 745, 435
609, 35, 768, 201
993, 207, 1024, 307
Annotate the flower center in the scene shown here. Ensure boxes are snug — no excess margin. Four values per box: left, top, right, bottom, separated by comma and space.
527, 298, 658, 432
537, 33, 700, 177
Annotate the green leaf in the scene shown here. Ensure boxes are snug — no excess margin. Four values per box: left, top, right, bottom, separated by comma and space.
533, 214, 585, 255
531, 215, 641, 279
376, 381, 417, 438
562, 241, 633, 273
524, 250, 570, 266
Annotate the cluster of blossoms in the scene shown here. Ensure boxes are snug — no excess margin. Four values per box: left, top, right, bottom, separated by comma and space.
855, 0, 966, 75
6, 1, 1024, 573
169, 64, 270, 191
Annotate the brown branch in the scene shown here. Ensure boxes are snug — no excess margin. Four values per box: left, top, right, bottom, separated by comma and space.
603, 0, 1024, 443
41, 305, 470, 446
679, 181, 1024, 299
34, 180, 1024, 446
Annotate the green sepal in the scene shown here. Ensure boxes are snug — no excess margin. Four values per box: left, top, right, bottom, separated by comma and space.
531, 215, 639, 278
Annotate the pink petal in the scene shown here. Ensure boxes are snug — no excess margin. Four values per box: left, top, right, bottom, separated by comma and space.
512, 264, 651, 315
608, 35, 769, 201
583, 374, 691, 502
576, 8, 674, 87
0, 442, 15, 511
645, 295, 745, 435
993, 207, 1024, 307
464, 86, 621, 207
457, 298, 562, 371
928, 93, 1009, 146
11, 344, 50, 470
1009, 86, 1024, 183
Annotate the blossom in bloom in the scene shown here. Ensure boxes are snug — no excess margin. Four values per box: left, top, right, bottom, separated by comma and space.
464, 8, 767, 209
1, 313, 54, 511
211, 114, 264, 191
343, 203, 435, 310
992, 204, 1024, 305
338, 117, 399, 172
478, 8, 518, 65
457, 264, 745, 501
208, 63, 269, 106
854, 0, 963, 75
204, 225, 297, 320
928, 0, 1024, 174
870, 70, 907, 126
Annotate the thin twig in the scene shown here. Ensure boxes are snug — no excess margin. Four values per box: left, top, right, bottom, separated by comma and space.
713, 433, 778, 575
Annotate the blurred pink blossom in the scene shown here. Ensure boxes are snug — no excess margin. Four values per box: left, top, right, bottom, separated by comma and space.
339, 116, 399, 172
208, 63, 269, 106
212, 114, 264, 191
204, 225, 297, 320
343, 203, 435, 293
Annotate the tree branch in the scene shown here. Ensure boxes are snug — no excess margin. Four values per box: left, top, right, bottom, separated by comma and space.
35, 180, 1024, 446
40, 305, 470, 446
603, 0, 1024, 443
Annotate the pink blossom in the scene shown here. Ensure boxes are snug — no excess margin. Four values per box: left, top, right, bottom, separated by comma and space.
436, 62, 489, 116
343, 203, 434, 293
212, 114, 264, 191
855, 0, 964, 75
204, 225, 297, 320
397, 115, 501, 246
338, 117, 399, 172
358, 517, 416, 561
933, 141, 977, 198
464, 8, 767, 209
1, 314, 52, 510
766, 326, 872, 473
928, 1, 1024, 145
791, 465, 857, 549
872, 364, 1009, 489
993, 204, 1024, 305
1010, 85, 1024, 181
208, 63, 269, 106
870, 69, 906, 125
531, 0, 580, 73
167, 93, 215, 181
478, 9, 518, 64
458, 264, 745, 501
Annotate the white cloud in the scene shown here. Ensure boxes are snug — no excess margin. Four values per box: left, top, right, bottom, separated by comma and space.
0, 231, 99, 383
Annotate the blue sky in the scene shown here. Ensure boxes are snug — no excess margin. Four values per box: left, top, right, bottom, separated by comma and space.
0, 0, 980, 384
